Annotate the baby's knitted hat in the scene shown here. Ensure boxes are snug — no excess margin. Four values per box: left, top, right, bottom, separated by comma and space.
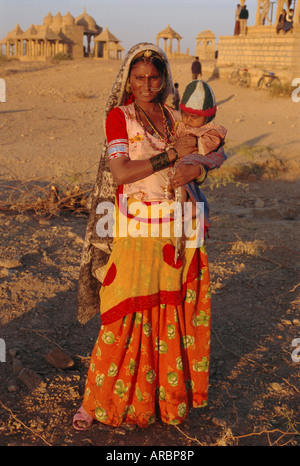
180, 80, 217, 123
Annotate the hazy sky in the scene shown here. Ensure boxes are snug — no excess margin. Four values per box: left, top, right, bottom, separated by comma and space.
0, 0, 262, 55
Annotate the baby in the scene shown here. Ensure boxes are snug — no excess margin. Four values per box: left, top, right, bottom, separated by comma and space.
170, 80, 227, 221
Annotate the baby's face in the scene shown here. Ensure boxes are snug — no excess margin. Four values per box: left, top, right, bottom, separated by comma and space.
181, 111, 206, 128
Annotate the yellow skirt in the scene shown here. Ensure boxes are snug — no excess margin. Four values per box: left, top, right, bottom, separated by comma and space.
82, 244, 211, 427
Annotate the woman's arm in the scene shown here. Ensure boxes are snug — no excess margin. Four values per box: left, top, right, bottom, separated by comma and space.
170, 145, 227, 188
106, 107, 196, 186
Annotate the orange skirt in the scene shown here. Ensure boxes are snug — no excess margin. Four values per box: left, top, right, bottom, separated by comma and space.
82, 248, 211, 428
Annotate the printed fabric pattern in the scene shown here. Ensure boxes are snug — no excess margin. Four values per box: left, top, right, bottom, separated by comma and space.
82, 245, 211, 427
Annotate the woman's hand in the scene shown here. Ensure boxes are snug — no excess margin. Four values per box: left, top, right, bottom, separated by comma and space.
173, 135, 197, 159
169, 164, 202, 189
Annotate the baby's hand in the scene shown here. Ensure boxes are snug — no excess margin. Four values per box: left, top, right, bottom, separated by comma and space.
174, 135, 197, 158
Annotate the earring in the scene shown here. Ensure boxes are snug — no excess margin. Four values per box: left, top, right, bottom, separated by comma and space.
125, 80, 131, 93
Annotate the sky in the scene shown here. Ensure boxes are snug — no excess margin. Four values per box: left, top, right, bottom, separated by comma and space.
0, 0, 262, 55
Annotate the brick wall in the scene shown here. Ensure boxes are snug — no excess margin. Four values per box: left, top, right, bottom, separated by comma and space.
217, 28, 300, 77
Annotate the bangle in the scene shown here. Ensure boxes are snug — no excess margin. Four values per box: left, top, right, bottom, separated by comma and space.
195, 165, 207, 185
150, 151, 170, 172
168, 147, 178, 161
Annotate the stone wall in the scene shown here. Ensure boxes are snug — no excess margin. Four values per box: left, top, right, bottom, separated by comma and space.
217, 26, 300, 80
63, 24, 84, 59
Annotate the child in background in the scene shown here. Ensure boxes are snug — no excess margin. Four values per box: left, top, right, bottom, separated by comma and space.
172, 82, 180, 110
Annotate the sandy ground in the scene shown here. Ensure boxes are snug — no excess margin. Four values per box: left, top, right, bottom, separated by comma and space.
0, 57, 299, 447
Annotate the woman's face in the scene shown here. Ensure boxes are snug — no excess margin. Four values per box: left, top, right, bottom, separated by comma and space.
129, 61, 163, 105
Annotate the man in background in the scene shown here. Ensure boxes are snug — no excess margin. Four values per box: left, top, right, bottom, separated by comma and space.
191, 56, 202, 80
239, 5, 249, 35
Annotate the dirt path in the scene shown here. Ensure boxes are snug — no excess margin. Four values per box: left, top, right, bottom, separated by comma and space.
0, 58, 299, 446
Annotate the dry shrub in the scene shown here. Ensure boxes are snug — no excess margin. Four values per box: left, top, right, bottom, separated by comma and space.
0, 180, 91, 218
208, 144, 287, 187
231, 240, 265, 256
269, 82, 295, 98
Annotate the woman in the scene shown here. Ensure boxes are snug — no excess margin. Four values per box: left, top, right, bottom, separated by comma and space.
73, 43, 225, 430
276, 9, 286, 34
234, 4, 241, 36
284, 8, 294, 33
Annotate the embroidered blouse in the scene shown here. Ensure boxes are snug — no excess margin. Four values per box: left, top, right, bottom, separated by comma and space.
106, 102, 180, 202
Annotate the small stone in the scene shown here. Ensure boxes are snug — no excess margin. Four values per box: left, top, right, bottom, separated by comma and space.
38, 219, 51, 226
270, 382, 283, 392
281, 319, 292, 326
18, 367, 43, 391
8, 348, 18, 357
212, 417, 227, 427
114, 427, 126, 435
0, 258, 22, 269
44, 347, 74, 369
254, 198, 264, 208
12, 358, 24, 375
7, 383, 18, 393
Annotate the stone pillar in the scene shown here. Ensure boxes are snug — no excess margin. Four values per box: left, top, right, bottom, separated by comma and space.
164, 38, 167, 53
275, 0, 285, 23
256, 0, 262, 25
295, 0, 300, 23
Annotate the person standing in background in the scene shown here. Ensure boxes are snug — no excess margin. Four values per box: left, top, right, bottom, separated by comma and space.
191, 56, 202, 80
234, 4, 241, 35
276, 9, 286, 33
260, 0, 271, 25
239, 5, 249, 35
172, 82, 180, 110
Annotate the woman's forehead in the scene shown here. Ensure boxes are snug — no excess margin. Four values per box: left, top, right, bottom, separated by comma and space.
130, 62, 160, 75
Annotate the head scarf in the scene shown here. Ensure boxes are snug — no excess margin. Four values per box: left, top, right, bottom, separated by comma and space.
77, 43, 174, 325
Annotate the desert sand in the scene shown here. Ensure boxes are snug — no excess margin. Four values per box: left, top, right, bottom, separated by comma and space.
0, 57, 299, 447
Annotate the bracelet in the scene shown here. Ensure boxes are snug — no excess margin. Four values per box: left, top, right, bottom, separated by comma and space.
149, 151, 170, 172
195, 165, 207, 185
168, 147, 178, 161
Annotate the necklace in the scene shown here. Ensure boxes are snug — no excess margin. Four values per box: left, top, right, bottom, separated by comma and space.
135, 102, 174, 150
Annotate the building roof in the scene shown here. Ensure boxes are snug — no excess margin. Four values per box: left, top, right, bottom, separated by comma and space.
43, 12, 53, 25
23, 24, 39, 38
196, 30, 216, 38
52, 11, 63, 25
6, 24, 24, 39
156, 25, 182, 39
75, 7, 101, 33
63, 11, 75, 26
94, 26, 120, 43
35, 24, 61, 41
